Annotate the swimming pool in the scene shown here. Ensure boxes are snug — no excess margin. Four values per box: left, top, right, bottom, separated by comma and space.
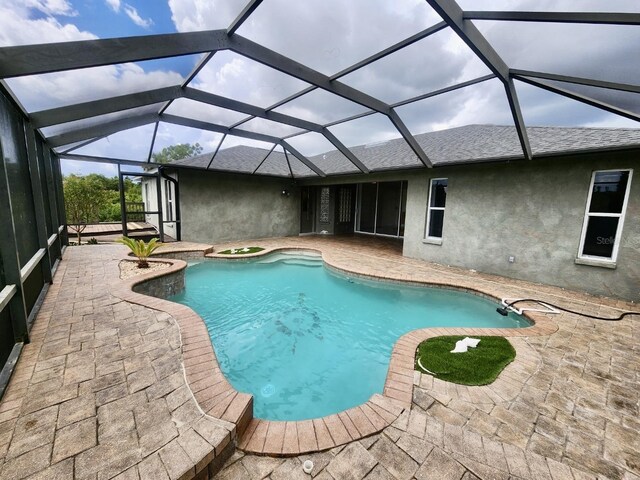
169, 251, 529, 421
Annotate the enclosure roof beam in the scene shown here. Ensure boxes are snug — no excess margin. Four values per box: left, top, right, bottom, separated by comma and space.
206, 133, 227, 170
225, 34, 433, 167
183, 87, 322, 131
58, 152, 292, 179
510, 69, 640, 93
183, 88, 368, 172
515, 76, 640, 123
321, 128, 369, 173
146, 122, 160, 163
160, 114, 324, 176
264, 86, 317, 112
158, 51, 217, 116
30, 86, 182, 128
282, 146, 294, 178
330, 22, 448, 79
161, 114, 282, 144
0, 30, 230, 78
60, 136, 107, 154
322, 110, 377, 128
291, 75, 497, 130
391, 74, 496, 108
227, 34, 390, 113
260, 22, 448, 114
251, 143, 277, 174
280, 141, 326, 177
182, 52, 216, 87
426, 0, 532, 160
388, 110, 432, 167
249, 25, 450, 145
227, 0, 264, 35
463, 11, 640, 26
59, 153, 162, 167
228, 115, 255, 130
48, 112, 159, 147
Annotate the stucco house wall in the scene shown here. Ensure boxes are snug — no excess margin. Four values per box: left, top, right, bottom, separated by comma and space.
401, 150, 639, 301
171, 147, 638, 301
179, 169, 300, 244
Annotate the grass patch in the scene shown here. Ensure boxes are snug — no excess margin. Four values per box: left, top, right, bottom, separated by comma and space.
218, 246, 265, 255
415, 336, 515, 386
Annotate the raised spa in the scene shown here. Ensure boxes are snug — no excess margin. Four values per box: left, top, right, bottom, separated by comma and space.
169, 251, 529, 421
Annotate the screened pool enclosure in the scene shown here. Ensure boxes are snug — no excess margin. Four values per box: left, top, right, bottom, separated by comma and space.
1, 0, 639, 387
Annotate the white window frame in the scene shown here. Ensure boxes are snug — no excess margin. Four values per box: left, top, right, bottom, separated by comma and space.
424, 178, 448, 244
164, 179, 174, 222
577, 168, 633, 264
144, 182, 149, 210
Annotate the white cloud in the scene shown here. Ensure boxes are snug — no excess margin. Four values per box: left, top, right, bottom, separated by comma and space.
105, 0, 120, 13
123, 4, 153, 29
189, 51, 310, 108
21, 0, 77, 16
72, 124, 157, 161
104, 1, 154, 30
0, 3, 94, 46
168, 0, 244, 32
8, 63, 184, 112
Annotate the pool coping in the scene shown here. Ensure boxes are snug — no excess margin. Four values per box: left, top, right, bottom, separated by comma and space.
112, 245, 560, 457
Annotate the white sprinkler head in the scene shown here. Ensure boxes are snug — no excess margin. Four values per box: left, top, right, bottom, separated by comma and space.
302, 460, 314, 474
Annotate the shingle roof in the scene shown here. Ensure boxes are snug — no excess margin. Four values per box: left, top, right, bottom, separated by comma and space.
172, 125, 640, 177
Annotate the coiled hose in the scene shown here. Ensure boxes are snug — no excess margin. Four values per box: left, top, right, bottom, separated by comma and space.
497, 298, 639, 321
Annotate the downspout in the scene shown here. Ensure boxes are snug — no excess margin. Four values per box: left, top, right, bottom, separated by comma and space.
159, 166, 181, 241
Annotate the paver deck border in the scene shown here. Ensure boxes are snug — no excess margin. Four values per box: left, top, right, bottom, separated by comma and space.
111, 258, 254, 440
109, 243, 566, 457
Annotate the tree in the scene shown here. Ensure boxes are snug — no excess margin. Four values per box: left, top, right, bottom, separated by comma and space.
151, 143, 203, 164
63, 175, 108, 244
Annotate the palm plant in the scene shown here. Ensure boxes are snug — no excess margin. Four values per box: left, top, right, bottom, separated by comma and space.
116, 236, 161, 268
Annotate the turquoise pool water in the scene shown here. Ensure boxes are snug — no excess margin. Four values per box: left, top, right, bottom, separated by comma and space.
169, 252, 529, 421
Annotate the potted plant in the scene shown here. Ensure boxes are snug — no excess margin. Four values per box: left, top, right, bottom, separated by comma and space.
116, 236, 162, 268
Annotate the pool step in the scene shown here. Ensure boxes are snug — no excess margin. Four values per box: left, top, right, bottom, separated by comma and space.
255, 251, 323, 266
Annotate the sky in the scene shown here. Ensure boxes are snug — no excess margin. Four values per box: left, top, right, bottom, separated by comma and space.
1, 0, 639, 176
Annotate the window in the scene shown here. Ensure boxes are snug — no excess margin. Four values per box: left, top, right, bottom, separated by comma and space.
338, 187, 352, 223
425, 178, 447, 240
164, 179, 173, 222
319, 187, 330, 224
578, 169, 632, 262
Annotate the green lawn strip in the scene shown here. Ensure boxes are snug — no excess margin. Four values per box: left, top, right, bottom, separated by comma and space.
218, 246, 265, 255
415, 335, 515, 386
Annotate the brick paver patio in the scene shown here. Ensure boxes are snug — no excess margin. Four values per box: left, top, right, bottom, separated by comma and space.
0, 236, 637, 479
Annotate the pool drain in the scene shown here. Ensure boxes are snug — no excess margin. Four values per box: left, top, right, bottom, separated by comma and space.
261, 384, 276, 397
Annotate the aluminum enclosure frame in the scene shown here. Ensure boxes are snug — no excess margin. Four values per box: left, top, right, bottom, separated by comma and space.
0, 0, 637, 177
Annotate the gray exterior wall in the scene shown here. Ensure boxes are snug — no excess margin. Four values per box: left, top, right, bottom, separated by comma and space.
402, 150, 639, 302
179, 169, 300, 244
176, 149, 639, 301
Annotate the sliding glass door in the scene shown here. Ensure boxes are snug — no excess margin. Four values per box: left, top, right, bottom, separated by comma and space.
357, 183, 377, 233
355, 181, 407, 237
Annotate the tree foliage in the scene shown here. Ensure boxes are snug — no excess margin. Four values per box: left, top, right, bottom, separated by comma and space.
63, 175, 108, 244
151, 143, 203, 164
63, 174, 143, 243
